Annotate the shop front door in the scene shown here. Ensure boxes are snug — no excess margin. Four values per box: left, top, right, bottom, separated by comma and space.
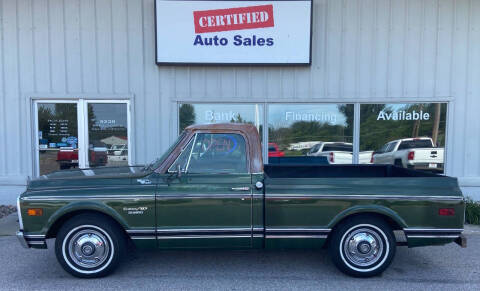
34, 99, 130, 176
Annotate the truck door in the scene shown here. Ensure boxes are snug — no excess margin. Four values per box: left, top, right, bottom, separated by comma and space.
156, 132, 253, 248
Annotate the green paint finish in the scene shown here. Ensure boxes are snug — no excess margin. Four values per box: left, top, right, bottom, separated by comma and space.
17, 127, 465, 251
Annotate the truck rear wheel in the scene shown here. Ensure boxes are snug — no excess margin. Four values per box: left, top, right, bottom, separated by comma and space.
54, 213, 126, 278
328, 216, 396, 277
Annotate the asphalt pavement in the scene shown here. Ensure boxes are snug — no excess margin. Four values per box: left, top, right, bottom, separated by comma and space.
0, 230, 479, 291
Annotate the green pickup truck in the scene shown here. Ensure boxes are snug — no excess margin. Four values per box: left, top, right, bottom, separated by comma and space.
17, 123, 466, 278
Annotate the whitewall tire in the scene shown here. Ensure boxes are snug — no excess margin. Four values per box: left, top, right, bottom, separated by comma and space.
328, 216, 396, 277
55, 213, 126, 278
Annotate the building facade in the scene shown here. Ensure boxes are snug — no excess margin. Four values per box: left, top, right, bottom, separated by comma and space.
0, 0, 479, 204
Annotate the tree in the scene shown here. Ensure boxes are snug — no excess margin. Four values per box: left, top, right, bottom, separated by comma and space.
179, 104, 196, 131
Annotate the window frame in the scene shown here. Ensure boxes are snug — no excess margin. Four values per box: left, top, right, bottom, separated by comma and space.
166, 130, 252, 175
176, 100, 450, 175
33, 98, 132, 177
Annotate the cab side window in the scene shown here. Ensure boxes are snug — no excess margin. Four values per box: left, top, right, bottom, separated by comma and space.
168, 133, 248, 174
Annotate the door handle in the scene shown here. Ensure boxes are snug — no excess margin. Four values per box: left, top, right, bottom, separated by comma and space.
231, 187, 250, 191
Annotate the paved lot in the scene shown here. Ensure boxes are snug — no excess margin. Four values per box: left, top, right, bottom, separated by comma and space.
0, 232, 479, 291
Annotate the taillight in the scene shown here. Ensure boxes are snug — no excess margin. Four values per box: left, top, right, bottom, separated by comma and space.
439, 208, 455, 216
370, 153, 374, 163
407, 151, 415, 160
329, 152, 334, 163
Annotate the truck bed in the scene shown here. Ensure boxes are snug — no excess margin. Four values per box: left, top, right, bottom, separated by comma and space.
264, 164, 439, 178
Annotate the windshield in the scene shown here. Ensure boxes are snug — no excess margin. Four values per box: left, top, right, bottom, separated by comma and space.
143, 132, 187, 171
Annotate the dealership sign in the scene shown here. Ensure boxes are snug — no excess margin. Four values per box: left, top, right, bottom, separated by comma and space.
155, 0, 312, 64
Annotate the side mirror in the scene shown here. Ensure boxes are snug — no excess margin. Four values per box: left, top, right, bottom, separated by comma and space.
176, 164, 182, 178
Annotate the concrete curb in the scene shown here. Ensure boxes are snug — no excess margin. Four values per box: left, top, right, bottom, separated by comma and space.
464, 224, 480, 234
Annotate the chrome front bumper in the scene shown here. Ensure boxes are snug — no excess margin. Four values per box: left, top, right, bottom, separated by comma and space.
16, 231, 29, 249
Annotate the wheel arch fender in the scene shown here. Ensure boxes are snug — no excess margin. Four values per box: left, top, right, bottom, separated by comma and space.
327, 205, 408, 231
44, 201, 129, 238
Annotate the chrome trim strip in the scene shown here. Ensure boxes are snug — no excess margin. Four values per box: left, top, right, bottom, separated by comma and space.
156, 194, 251, 199
266, 235, 328, 239
404, 228, 464, 233
253, 234, 264, 238
22, 195, 155, 201
231, 187, 250, 191
266, 228, 331, 232
156, 228, 252, 233
130, 236, 156, 240
24, 234, 46, 238
23, 193, 257, 201
27, 241, 47, 245
156, 235, 251, 239
265, 194, 463, 201
28, 185, 156, 192
17, 196, 24, 230
407, 235, 460, 239
126, 229, 156, 234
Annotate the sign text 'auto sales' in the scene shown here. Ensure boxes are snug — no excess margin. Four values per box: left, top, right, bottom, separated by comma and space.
155, 0, 312, 64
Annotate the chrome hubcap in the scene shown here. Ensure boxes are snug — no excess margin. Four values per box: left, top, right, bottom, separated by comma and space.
343, 228, 384, 267
68, 229, 110, 269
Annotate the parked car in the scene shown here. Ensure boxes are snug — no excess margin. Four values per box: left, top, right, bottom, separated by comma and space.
108, 144, 127, 155
56, 147, 79, 170
307, 142, 353, 164
108, 144, 128, 163
372, 137, 444, 172
57, 147, 108, 170
268, 143, 285, 157
18, 124, 465, 279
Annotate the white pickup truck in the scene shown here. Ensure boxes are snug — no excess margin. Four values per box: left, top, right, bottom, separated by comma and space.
306, 142, 373, 164
307, 142, 353, 164
372, 137, 444, 172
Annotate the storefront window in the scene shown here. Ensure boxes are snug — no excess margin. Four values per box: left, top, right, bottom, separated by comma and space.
360, 103, 447, 173
88, 103, 129, 168
36, 100, 130, 176
178, 103, 263, 135
37, 103, 78, 175
267, 104, 354, 164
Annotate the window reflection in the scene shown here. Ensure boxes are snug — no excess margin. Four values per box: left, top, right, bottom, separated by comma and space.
361, 103, 446, 173
268, 104, 354, 164
88, 103, 128, 168
37, 103, 78, 175
178, 103, 263, 134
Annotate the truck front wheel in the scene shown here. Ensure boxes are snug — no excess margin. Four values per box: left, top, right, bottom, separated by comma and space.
54, 213, 126, 278
328, 216, 396, 277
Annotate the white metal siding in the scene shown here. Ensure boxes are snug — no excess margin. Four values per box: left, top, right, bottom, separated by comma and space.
0, 0, 479, 201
